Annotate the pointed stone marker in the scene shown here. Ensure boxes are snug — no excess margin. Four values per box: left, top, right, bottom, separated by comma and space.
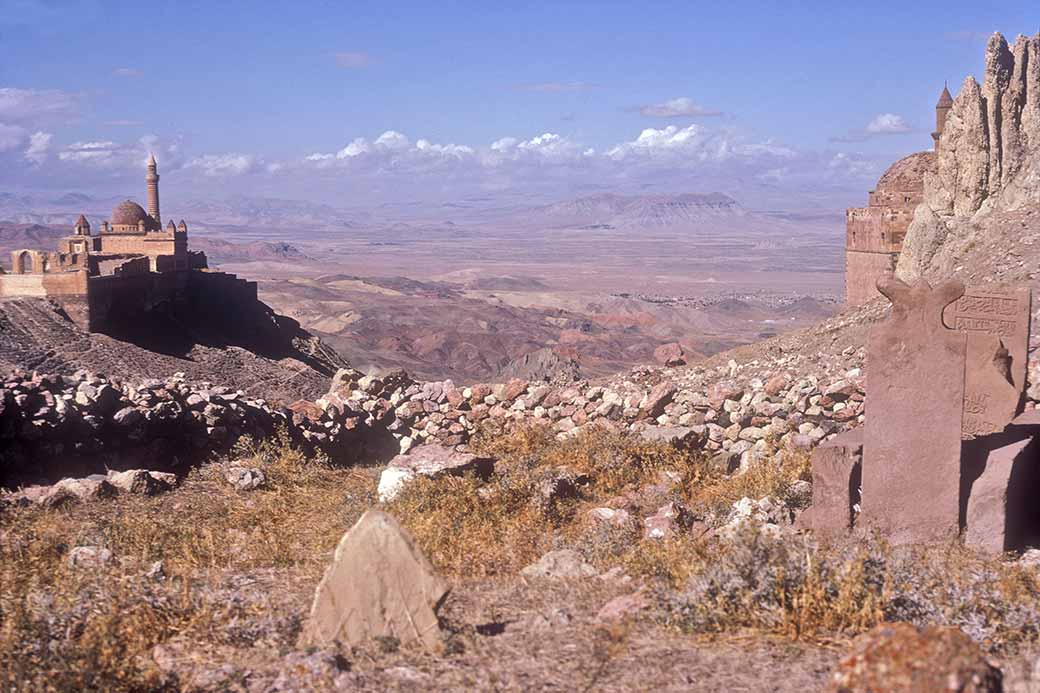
863, 278, 966, 544
299, 510, 449, 652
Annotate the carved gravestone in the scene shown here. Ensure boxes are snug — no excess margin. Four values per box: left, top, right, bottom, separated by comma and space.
298, 510, 449, 652
943, 286, 1031, 392
862, 278, 967, 544
944, 286, 1031, 439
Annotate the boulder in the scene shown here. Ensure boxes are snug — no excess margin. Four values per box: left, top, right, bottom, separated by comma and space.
829, 622, 1001, 692
225, 466, 266, 491
299, 510, 449, 652
378, 445, 495, 502
653, 343, 687, 367
640, 381, 676, 419
637, 425, 703, 449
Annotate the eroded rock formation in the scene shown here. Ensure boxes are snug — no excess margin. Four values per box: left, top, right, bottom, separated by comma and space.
898, 32, 1040, 279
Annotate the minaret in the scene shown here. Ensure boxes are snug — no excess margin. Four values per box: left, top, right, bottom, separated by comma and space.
146, 152, 161, 226
932, 82, 954, 153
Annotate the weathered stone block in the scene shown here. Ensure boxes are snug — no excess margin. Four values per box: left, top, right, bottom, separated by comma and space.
808, 428, 863, 537
963, 419, 1040, 554
299, 510, 449, 652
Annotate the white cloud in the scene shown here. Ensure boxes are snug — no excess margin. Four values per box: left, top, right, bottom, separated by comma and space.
607, 124, 712, 160
638, 97, 721, 118
58, 140, 121, 162
865, 113, 911, 135
487, 133, 582, 162
831, 113, 913, 142
335, 52, 371, 68
24, 131, 51, 164
113, 67, 142, 78
374, 130, 409, 150
186, 153, 260, 177
0, 87, 78, 121
336, 138, 370, 158
415, 139, 474, 157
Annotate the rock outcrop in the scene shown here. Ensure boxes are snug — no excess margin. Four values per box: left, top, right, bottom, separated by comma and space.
899, 32, 1040, 279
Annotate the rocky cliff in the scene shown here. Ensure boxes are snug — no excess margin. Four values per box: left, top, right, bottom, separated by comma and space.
898, 32, 1040, 280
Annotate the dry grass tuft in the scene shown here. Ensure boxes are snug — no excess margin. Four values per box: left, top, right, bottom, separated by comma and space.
388, 423, 706, 577
0, 433, 378, 690
686, 440, 812, 517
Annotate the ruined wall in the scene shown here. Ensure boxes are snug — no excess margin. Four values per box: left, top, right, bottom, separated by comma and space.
845, 251, 897, 306
846, 208, 911, 253
0, 271, 92, 329
98, 233, 177, 257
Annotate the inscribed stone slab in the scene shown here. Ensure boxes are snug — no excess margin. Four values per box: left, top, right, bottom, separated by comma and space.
943, 286, 1031, 392
862, 278, 966, 545
961, 334, 1021, 439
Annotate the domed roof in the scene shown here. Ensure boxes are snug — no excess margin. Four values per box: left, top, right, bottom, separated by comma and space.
875, 151, 936, 194
111, 199, 154, 228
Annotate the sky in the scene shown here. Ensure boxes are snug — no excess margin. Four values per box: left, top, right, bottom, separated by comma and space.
1, 0, 1038, 211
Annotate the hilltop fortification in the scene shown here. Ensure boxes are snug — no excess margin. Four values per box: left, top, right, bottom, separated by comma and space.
0, 156, 253, 333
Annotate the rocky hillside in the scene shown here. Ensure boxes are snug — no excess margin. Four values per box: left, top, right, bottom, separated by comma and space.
899, 32, 1040, 285
0, 297, 345, 403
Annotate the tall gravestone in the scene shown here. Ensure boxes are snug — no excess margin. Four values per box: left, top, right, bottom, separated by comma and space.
862, 278, 967, 544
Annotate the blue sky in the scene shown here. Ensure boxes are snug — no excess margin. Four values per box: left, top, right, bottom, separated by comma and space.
1, 0, 1037, 209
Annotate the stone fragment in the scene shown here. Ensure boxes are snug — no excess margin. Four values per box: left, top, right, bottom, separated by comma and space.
299, 510, 449, 652
68, 546, 113, 569
378, 445, 494, 502
862, 278, 966, 544
961, 333, 1021, 438
640, 381, 676, 419
637, 425, 702, 449
829, 622, 1002, 693
963, 419, 1040, 554
107, 469, 168, 495
519, 549, 597, 580
807, 429, 862, 537
653, 342, 687, 367
642, 501, 694, 540
225, 466, 266, 491
47, 477, 116, 504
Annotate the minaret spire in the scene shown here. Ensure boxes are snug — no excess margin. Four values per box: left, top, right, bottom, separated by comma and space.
146, 152, 160, 226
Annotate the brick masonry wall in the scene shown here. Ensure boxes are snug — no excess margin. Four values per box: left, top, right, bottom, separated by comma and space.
845, 250, 897, 305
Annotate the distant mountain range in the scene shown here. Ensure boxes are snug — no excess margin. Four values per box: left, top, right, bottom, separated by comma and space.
0, 189, 791, 235
535, 192, 744, 229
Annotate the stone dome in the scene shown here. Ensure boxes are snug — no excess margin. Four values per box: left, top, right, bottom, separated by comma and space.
110, 200, 157, 229
875, 151, 937, 194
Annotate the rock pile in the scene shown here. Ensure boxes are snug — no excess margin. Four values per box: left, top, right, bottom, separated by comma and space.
0, 369, 388, 486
